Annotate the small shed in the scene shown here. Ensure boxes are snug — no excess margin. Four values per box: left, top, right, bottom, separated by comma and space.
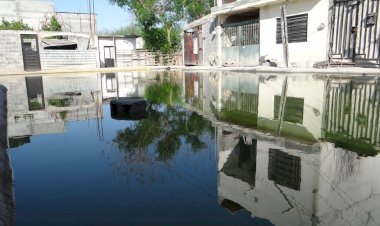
98, 35, 144, 68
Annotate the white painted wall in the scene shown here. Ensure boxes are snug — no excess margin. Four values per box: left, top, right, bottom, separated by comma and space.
258, 74, 326, 139
98, 37, 115, 67
98, 36, 142, 67
260, 0, 330, 67
115, 37, 136, 51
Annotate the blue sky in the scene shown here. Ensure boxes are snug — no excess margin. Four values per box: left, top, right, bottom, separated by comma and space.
54, 0, 133, 32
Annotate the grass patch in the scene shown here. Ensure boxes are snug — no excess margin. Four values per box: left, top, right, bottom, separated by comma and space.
59, 111, 68, 120
29, 101, 43, 110
274, 96, 304, 124
48, 98, 70, 107
258, 118, 317, 143
218, 110, 257, 128
325, 132, 378, 156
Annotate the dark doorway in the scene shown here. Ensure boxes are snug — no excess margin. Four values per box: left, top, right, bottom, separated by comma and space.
21, 34, 41, 71
25, 76, 45, 111
104, 46, 115, 67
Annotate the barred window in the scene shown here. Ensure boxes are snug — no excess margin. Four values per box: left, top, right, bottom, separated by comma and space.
276, 14, 308, 44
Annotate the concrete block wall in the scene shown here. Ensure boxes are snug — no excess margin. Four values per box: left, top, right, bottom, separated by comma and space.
0, 31, 24, 71
56, 12, 96, 33
0, 0, 55, 30
202, 16, 219, 66
40, 50, 98, 70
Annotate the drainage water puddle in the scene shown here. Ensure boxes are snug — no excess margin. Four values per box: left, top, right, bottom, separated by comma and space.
2, 71, 379, 226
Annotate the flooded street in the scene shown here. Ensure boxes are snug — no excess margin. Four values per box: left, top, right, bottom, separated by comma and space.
1, 71, 379, 226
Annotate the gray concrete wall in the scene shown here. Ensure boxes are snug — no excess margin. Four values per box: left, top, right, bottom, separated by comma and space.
0, 31, 98, 71
0, 0, 97, 34
40, 50, 98, 70
202, 16, 219, 66
56, 12, 96, 33
0, 0, 55, 30
0, 31, 24, 71
0, 85, 14, 226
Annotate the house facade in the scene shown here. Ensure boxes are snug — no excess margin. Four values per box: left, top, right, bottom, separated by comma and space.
184, 0, 380, 68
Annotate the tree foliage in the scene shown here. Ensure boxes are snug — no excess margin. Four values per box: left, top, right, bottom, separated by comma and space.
183, 0, 214, 22
99, 23, 141, 36
0, 18, 32, 30
41, 16, 62, 32
113, 74, 214, 161
109, 0, 213, 53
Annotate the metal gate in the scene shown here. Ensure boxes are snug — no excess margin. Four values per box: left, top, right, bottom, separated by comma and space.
20, 34, 41, 71
221, 20, 260, 66
330, 0, 380, 63
184, 30, 199, 66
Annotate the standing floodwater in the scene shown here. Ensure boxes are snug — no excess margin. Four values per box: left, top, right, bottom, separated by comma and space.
1, 71, 379, 226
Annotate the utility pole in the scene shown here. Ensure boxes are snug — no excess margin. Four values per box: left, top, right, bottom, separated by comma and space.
281, 1, 289, 68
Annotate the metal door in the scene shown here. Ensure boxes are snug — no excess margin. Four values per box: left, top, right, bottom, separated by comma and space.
184, 31, 199, 66
21, 34, 41, 71
330, 0, 380, 62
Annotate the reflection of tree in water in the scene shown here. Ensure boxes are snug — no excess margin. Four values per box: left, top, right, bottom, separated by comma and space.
111, 76, 214, 184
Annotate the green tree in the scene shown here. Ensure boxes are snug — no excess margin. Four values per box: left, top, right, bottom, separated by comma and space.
109, 0, 213, 53
0, 18, 32, 30
99, 23, 141, 36
41, 16, 62, 31
183, 0, 214, 22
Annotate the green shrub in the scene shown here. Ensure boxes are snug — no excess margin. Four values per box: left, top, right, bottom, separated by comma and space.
41, 16, 62, 31
48, 98, 70, 107
0, 18, 33, 30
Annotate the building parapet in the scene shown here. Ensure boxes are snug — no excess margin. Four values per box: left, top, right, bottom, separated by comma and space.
212, 0, 284, 15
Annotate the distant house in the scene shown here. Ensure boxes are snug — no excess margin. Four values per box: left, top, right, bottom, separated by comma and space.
0, 0, 98, 71
98, 35, 144, 68
184, 0, 380, 68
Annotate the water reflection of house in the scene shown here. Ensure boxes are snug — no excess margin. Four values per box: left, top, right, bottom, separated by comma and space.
184, 72, 203, 109
257, 74, 326, 141
325, 77, 380, 147
184, 72, 380, 154
185, 72, 325, 141
184, 0, 380, 68
100, 71, 151, 100
216, 126, 380, 226
0, 74, 102, 148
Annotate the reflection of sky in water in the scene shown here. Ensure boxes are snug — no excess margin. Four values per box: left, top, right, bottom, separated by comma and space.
9, 104, 267, 225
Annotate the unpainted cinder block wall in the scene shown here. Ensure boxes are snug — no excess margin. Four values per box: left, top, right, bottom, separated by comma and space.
0, 31, 24, 71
